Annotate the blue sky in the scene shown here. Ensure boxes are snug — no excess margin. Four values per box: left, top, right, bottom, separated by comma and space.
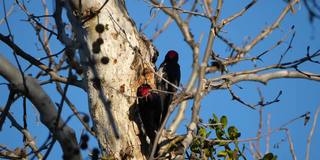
1, 0, 320, 159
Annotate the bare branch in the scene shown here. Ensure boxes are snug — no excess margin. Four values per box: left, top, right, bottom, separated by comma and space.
149, 0, 200, 52
0, 145, 20, 159
0, 108, 43, 159
143, 0, 186, 39
208, 70, 320, 90
226, 84, 255, 109
215, 0, 300, 64
282, 128, 297, 160
151, 17, 174, 41
256, 27, 294, 60
180, 23, 216, 157
0, 33, 85, 89
0, 54, 81, 160
0, 3, 14, 25
219, 0, 257, 28
0, 90, 15, 130
212, 0, 222, 24
168, 70, 198, 134
55, 82, 95, 136
148, 0, 204, 136
242, 0, 299, 54
306, 104, 320, 160
256, 105, 263, 156
266, 113, 271, 154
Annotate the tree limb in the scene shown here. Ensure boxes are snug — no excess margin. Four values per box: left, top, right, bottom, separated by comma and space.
0, 33, 85, 90
0, 107, 43, 159
306, 104, 320, 160
208, 70, 320, 90
0, 54, 81, 160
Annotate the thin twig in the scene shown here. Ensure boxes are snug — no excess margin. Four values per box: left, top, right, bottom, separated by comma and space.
226, 84, 255, 109
0, 33, 84, 89
219, 0, 257, 28
0, 91, 15, 130
0, 3, 14, 25
266, 113, 271, 154
180, 20, 216, 157
305, 104, 320, 160
22, 96, 27, 142
0, 108, 43, 159
54, 68, 71, 131
256, 105, 263, 156
281, 128, 297, 160
56, 82, 95, 136
242, 0, 300, 54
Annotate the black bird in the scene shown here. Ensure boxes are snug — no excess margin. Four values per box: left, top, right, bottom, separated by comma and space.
137, 84, 162, 143
157, 50, 181, 124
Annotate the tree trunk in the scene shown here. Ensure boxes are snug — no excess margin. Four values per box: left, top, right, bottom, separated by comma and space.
69, 0, 158, 159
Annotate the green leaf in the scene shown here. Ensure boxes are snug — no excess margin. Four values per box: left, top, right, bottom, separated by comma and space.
191, 139, 199, 148
208, 118, 216, 129
220, 115, 228, 128
213, 113, 219, 123
226, 149, 233, 157
217, 150, 228, 157
206, 131, 212, 138
199, 127, 207, 138
215, 128, 225, 139
190, 138, 201, 153
218, 141, 228, 146
204, 148, 213, 158
261, 153, 277, 160
228, 126, 241, 140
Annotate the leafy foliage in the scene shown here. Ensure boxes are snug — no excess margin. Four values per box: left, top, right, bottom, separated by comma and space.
188, 113, 279, 159
189, 113, 243, 160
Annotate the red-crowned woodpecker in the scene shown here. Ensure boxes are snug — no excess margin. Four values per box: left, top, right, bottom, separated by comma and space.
157, 50, 181, 124
137, 84, 162, 143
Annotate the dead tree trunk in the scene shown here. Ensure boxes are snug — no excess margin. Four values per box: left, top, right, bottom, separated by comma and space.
68, 0, 158, 159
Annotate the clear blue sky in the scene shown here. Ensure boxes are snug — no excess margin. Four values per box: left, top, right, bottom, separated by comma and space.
1, 0, 319, 159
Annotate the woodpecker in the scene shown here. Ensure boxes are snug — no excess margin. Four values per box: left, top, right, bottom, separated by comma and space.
137, 84, 162, 143
157, 50, 181, 123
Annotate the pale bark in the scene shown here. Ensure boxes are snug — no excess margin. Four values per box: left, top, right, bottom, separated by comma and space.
67, 0, 158, 159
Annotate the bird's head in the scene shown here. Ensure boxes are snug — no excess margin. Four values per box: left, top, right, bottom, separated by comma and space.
137, 84, 152, 97
165, 50, 179, 63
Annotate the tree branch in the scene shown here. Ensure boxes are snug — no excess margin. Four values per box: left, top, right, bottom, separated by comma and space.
242, 0, 300, 54
306, 104, 320, 160
208, 70, 320, 90
180, 22, 216, 157
0, 33, 85, 90
0, 54, 81, 160
0, 107, 43, 159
